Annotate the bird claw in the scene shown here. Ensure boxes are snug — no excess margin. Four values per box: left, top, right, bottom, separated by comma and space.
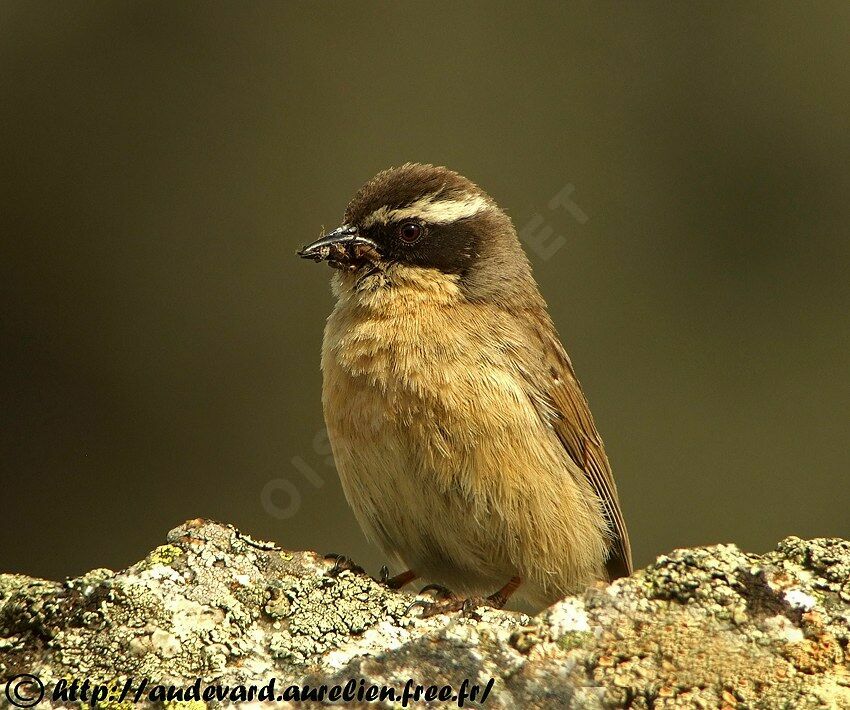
323, 553, 365, 577
404, 599, 433, 616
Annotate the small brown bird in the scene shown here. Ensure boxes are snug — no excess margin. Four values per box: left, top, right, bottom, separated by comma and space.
299, 163, 631, 610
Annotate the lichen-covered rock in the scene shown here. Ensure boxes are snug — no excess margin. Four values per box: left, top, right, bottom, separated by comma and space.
1, 520, 848, 708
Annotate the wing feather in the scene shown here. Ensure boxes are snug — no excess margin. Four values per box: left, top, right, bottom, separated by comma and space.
517, 311, 633, 580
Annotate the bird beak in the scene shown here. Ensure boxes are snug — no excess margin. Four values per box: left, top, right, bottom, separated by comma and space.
297, 225, 381, 264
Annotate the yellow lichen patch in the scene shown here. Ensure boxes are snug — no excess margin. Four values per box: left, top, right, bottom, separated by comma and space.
143, 545, 183, 569
556, 630, 593, 651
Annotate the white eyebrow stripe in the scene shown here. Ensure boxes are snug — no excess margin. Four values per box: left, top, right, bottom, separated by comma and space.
362, 193, 490, 228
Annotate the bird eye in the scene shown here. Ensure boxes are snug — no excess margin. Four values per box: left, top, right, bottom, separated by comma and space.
397, 221, 423, 244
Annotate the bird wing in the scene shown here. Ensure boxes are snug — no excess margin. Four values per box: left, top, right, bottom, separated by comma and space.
517, 310, 633, 580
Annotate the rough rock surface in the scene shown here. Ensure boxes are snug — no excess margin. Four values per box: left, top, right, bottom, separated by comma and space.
1, 519, 848, 708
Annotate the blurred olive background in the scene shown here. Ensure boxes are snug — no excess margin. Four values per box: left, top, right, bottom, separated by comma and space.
2, 2, 848, 581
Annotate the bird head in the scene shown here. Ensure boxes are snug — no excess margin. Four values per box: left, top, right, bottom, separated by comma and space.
299, 163, 535, 304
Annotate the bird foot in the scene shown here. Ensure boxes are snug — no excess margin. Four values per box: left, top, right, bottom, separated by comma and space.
417, 583, 456, 600
405, 577, 521, 618
323, 553, 365, 577
325, 556, 418, 592
405, 584, 489, 620
407, 594, 488, 620
379, 566, 418, 590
